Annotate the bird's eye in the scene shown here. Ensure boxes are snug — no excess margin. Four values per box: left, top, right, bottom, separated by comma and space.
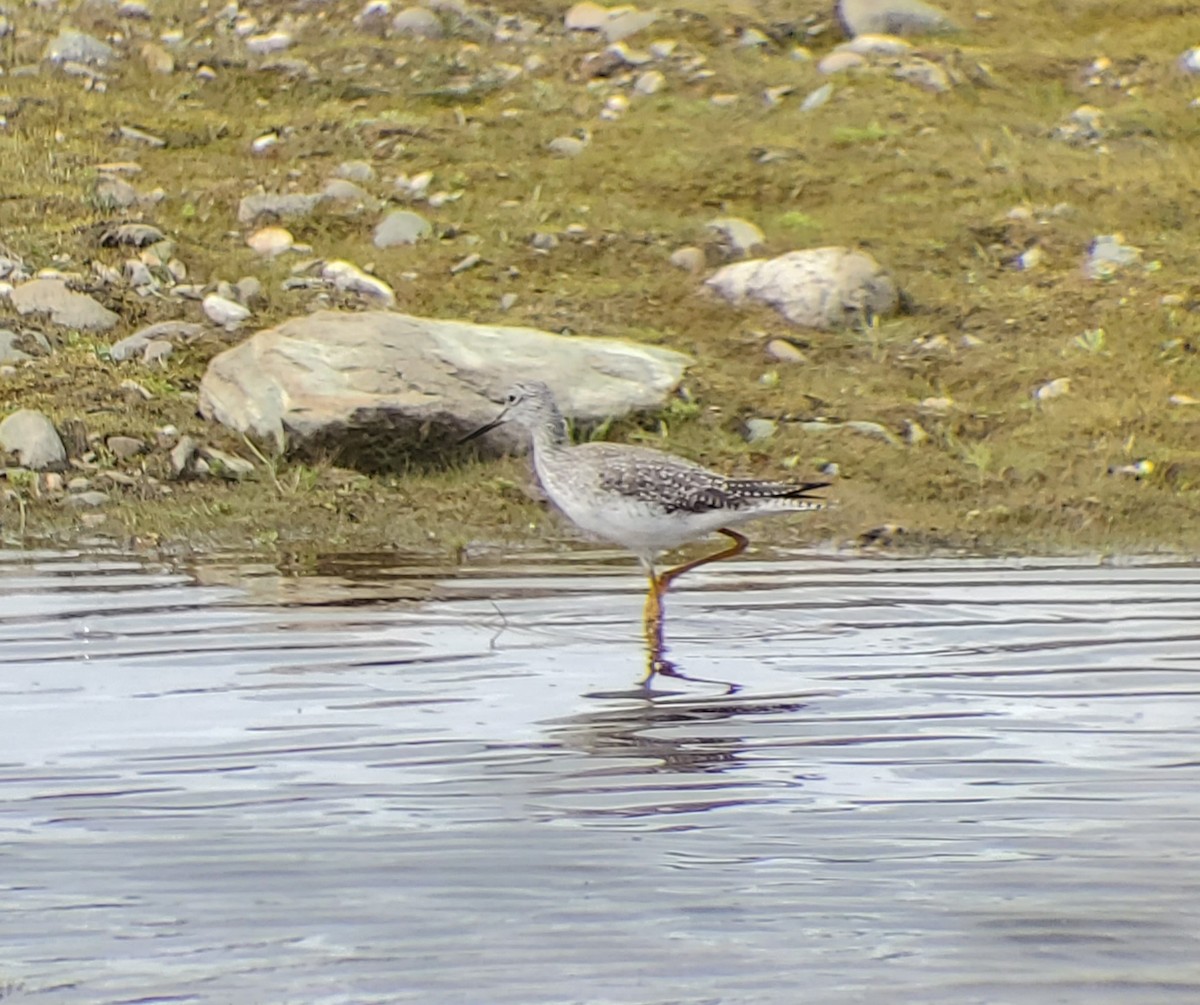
506, 393, 518, 404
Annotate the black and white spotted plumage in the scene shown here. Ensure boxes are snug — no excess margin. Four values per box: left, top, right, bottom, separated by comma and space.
462, 380, 829, 561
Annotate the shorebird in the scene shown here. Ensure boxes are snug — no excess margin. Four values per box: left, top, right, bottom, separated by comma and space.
460, 381, 828, 662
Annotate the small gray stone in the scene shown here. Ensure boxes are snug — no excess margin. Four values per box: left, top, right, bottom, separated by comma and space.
765, 337, 807, 363
707, 247, 899, 330
547, 135, 587, 158
109, 321, 204, 362
66, 490, 110, 508
106, 435, 145, 459
235, 276, 264, 306
602, 10, 656, 43
393, 6, 444, 37
0, 409, 67, 470
742, 418, 778, 443
100, 223, 165, 247
707, 217, 766, 257
170, 435, 198, 477
322, 178, 377, 207
94, 175, 138, 209
818, 50, 867, 74
894, 56, 951, 92
373, 210, 432, 248
9, 278, 119, 331
0, 328, 51, 363
203, 294, 251, 329
335, 160, 376, 182
44, 28, 117, 66
198, 446, 255, 479
669, 246, 706, 273
837, 0, 957, 37
237, 192, 323, 225
1085, 234, 1141, 280
633, 69, 665, 95
143, 340, 174, 366
564, 1, 608, 31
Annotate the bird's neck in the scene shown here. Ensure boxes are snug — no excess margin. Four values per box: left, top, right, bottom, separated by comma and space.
530, 405, 569, 453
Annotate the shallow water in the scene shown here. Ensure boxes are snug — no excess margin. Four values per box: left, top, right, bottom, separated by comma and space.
2, 547, 1199, 1004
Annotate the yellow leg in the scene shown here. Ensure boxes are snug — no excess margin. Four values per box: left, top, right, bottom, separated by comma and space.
640, 529, 750, 684
658, 528, 749, 592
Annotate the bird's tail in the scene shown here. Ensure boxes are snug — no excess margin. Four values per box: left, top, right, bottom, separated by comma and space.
727, 479, 830, 510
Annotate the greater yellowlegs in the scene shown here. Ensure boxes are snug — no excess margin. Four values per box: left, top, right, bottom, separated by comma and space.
461, 381, 828, 662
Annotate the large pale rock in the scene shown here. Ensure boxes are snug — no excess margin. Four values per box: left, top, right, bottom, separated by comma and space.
198, 311, 691, 463
706, 248, 899, 330
0, 409, 67, 470
837, 0, 956, 37
9, 278, 119, 331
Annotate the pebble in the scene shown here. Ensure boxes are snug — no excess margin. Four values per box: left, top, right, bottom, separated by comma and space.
44, 28, 116, 66
94, 175, 139, 209
235, 277, 263, 306
742, 418, 778, 443
395, 171, 434, 200
0, 409, 67, 470
565, 1, 609, 31
9, 278, 119, 331
101, 223, 166, 248
765, 338, 807, 363
322, 178, 377, 207
669, 246, 706, 273
706, 217, 766, 256
66, 490, 110, 508
602, 10, 657, 43
836, 33, 912, 56
634, 70, 665, 95
199, 446, 255, 479
246, 32, 294, 55
203, 294, 252, 329
393, 7, 444, 38
450, 253, 482, 274
894, 57, 951, 92
373, 210, 433, 248
1085, 234, 1140, 280
118, 125, 166, 147
170, 436, 198, 477
800, 83, 834, 111
106, 435, 145, 459
499, 292, 519, 311
336, 161, 376, 183
143, 341, 174, 366
109, 321, 204, 362
120, 379, 154, 400
141, 42, 175, 74
1034, 377, 1071, 400
0, 328, 50, 363
548, 135, 587, 158
237, 192, 323, 225
838, 0, 957, 37
247, 227, 295, 257
1178, 47, 1200, 75
355, 0, 393, 34
818, 51, 867, 74
321, 260, 396, 306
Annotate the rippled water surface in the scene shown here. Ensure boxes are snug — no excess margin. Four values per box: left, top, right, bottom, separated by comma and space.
2, 547, 1199, 1004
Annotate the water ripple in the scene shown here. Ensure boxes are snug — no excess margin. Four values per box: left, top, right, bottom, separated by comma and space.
1, 548, 1198, 1004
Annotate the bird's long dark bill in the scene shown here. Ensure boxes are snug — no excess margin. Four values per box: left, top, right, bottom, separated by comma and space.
458, 414, 505, 444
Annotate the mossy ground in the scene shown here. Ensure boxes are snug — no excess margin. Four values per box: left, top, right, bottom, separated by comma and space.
2, 0, 1199, 560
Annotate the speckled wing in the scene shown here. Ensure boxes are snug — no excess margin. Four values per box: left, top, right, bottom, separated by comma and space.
590, 444, 825, 514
